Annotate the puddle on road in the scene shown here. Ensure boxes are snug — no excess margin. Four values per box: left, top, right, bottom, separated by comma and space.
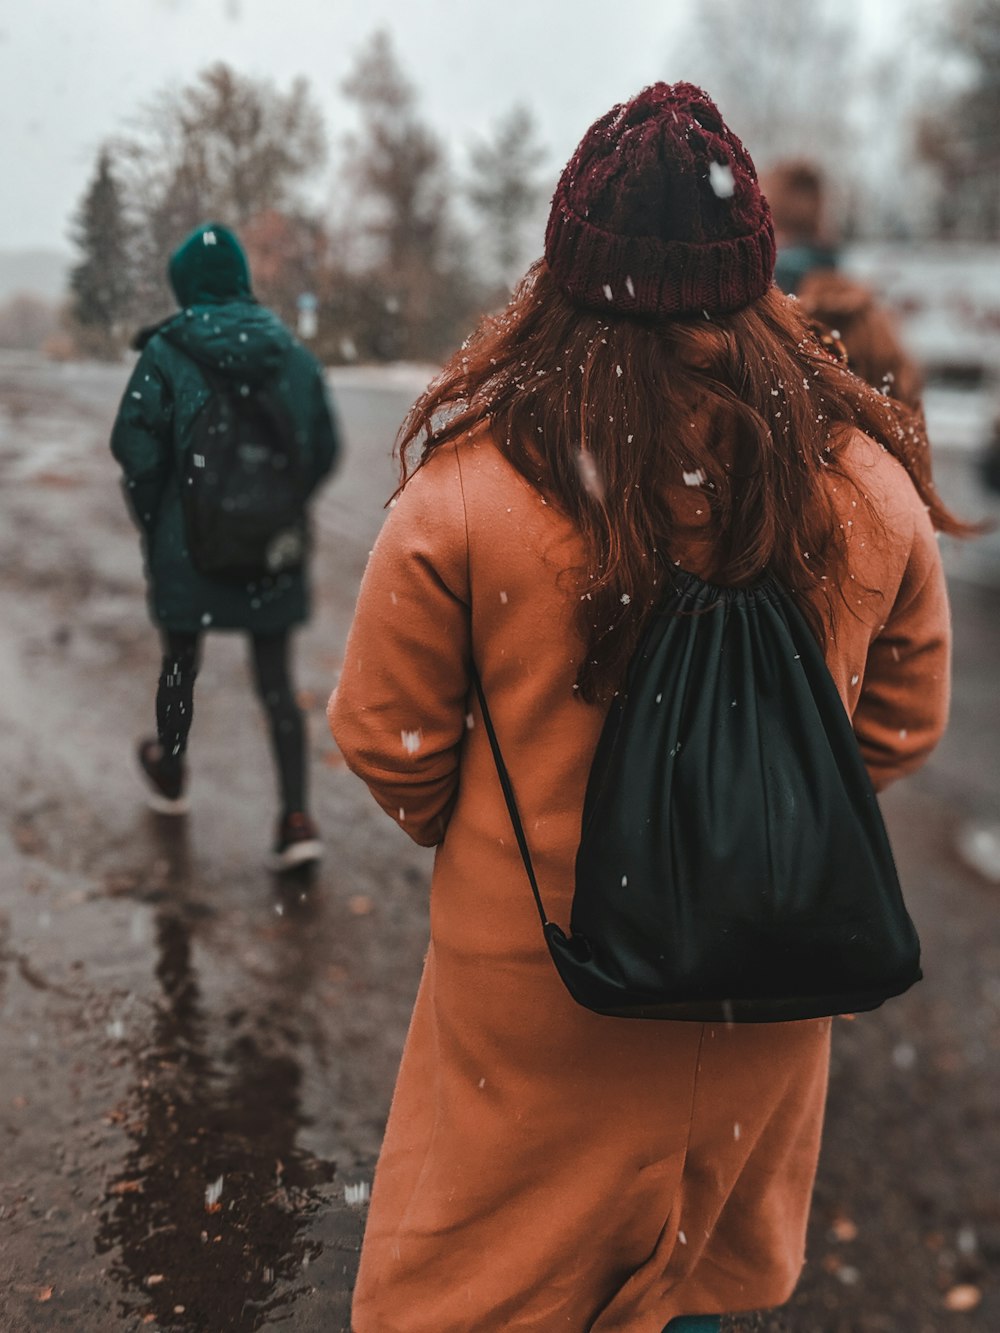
94, 873, 341, 1330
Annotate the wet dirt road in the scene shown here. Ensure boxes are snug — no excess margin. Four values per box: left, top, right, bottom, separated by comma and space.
0, 351, 998, 1332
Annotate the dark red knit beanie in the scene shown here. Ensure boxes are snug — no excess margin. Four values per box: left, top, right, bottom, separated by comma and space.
545, 82, 775, 317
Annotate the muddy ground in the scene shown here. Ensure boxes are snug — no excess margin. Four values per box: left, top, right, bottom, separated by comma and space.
0, 351, 997, 1332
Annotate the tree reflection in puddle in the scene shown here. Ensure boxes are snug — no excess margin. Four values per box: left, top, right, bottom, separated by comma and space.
95, 846, 337, 1330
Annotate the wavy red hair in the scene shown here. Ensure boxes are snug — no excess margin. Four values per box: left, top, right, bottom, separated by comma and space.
397, 262, 965, 701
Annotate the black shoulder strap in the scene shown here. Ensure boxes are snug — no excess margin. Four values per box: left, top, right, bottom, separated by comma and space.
471, 666, 550, 929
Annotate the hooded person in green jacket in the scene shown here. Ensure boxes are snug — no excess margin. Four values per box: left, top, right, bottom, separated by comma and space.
111, 222, 340, 869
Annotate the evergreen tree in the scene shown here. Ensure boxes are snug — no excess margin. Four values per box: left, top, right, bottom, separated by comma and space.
68, 148, 132, 358
468, 106, 547, 293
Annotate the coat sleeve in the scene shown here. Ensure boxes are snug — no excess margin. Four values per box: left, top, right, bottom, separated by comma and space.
110, 345, 173, 538
328, 446, 471, 847
852, 501, 951, 791
304, 364, 341, 495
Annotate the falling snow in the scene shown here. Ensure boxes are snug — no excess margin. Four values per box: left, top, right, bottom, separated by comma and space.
708, 160, 735, 198
576, 448, 604, 501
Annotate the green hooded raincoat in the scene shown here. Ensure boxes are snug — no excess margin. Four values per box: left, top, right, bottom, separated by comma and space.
110, 222, 340, 634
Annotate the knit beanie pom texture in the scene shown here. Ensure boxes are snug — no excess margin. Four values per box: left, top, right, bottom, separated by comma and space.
545, 82, 775, 317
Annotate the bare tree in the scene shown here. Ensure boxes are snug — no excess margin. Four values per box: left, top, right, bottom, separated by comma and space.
672, 0, 861, 224
342, 31, 448, 275
240, 208, 328, 327
467, 105, 548, 293
115, 64, 326, 317
340, 31, 478, 359
917, 0, 1000, 237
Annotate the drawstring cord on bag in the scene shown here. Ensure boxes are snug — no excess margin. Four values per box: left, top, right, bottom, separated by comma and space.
471, 665, 550, 931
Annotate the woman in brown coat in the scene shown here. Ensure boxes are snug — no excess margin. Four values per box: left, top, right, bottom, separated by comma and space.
329, 84, 957, 1332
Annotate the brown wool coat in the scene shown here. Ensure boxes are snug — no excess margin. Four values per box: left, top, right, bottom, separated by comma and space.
329, 423, 950, 1332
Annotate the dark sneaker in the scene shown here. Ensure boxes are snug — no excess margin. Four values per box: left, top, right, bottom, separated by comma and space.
136, 739, 189, 816
270, 812, 323, 871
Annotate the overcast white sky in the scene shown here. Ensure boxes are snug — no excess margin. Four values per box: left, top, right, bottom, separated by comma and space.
0, 0, 699, 253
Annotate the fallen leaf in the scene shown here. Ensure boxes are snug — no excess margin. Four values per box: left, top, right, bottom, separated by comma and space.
103, 873, 141, 898
831, 1215, 858, 1243
108, 1178, 144, 1196
37, 1286, 53, 1303
943, 1284, 982, 1312
33, 471, 83, 489
12, 822, 44, 855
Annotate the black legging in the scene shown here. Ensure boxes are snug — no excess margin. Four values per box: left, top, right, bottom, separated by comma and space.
156, 630, 306, 818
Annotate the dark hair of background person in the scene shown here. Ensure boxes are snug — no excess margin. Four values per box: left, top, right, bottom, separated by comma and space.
397, 264, 970, 702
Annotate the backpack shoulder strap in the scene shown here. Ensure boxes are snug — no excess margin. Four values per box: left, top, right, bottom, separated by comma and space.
471, 666, 550, 929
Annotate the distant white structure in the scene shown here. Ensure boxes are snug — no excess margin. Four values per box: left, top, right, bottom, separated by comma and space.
297, 292, 318, 341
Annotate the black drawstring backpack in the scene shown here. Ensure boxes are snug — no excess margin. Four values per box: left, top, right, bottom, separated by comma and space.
475, 570, 922, 1023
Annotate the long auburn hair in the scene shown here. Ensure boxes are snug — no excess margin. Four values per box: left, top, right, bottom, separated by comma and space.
398, 261, 966, 702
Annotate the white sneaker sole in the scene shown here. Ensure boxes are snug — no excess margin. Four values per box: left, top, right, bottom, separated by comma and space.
270, 839, 323, 872
134, 753, 190, 816
957, 822, 1000, 883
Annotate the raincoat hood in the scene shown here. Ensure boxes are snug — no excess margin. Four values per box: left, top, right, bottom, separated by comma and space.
162, 301, 295, 381
168, 222, 252, 307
